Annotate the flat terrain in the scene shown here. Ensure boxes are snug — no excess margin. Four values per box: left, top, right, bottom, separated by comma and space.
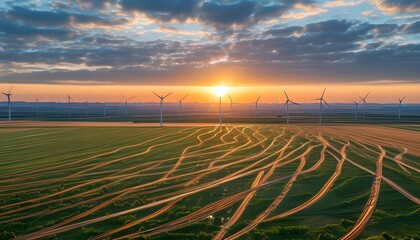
0, 123, 419, 240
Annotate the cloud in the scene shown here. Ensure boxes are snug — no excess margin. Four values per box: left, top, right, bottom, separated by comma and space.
155, 25, 206, 36
324, 0, 363, 8
7, 6, 128, 27
0, 1, 418, 86
370, 0, 420, 14
401, 20, 420, 34
119, 0, 199, 22
118, 0, 318, 29
361, 10, 379, 17
0, 18, 79, 40
1, 19, 418, 85
198, 1, 258, 28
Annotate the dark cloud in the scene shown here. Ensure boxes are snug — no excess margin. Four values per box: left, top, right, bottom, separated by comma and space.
7, 6, 128, 27
1, 19, 419, 85
119, 0, 199, 22
118, 0, 316, 29
401, 20, 420, 34
373, 0, 420, 14
0, 1, 418, 86
263, 26, 303, 37
0, 18, 79, 40
75, 0, 118, 10
304, 20, 352, 33
199, 1, 257, 28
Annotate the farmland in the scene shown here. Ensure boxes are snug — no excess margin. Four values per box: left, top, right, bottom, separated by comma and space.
0, 123, 419, 240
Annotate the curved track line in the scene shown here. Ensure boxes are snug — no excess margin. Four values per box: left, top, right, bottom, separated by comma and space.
264, 140, 349, 222
225, 156, 306, 240
14, 171, 294, 240
212, 171, 265, 240
339, 146, 385, 240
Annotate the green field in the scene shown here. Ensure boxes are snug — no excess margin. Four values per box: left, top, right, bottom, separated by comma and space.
0, 124, 419, 240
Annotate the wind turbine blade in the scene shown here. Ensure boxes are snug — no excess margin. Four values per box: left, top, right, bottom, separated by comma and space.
228, 94, 233, 104
256, 95, 261, 103
283, 90, 289, 100
401, 96, 406, 102
279, 103, 287, 113
8, 86, 14, 94
314, 98, 321, 100
119, 95, 125, 103
364, 92, 370, 99
128, 96, 137, 101
321, 88, 326, 98
180, 95, 188, 102
323, 99, 332, 109
152, 92, 160, 98
290, 100, 299, 105
163, 92, 173, 99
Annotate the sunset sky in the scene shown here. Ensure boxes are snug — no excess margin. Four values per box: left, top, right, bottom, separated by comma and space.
0, 0, 419, 103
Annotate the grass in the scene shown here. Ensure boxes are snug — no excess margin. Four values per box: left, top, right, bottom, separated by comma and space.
0, 124, 418, 240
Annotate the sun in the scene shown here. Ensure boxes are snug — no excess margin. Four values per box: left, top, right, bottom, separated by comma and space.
214, 85, 228, 97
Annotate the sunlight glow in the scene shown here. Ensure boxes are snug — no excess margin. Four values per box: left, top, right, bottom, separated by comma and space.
214, 85, 228, 97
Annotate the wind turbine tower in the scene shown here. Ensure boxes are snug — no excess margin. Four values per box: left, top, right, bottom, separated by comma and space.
398, 96, 406, 120
67, 95, 75, 116
352, 100, 360, 120
2, 87, 13, 121
121, 95, 136, 117
153, 92, 173, 127
139, 101, 143, 115
178, 95, 188, 115
84, 99, 89, 117
56, 100, 60, 117
103, 99, 108, 117
315, 88, 331, 125
360, 92, 370, 117
35, 97, 43, 117
280, 90, 299, 124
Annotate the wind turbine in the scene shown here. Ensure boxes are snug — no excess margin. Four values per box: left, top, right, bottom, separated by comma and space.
121, 95, 136, 117
279, 90, 299, 124
103, 99, 108, 117
255, 95, 261, 116
138, 101, 143, 115
67, 95, 75, 116
315, 88, 331, 125
177, 95, 188, 115
193, 102, 199, 113
178, 95, 188, 108
56, 100, 61, 117
153, 92, 173, 127
207, 100, 210, 116
352, 100, 360, 120
84, 98, 89, 117
214, 86, 227, 128
2, 87, 13, 121
35, 97, 43, 117
360, 92, 370, 117
398, 96, 406, 120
